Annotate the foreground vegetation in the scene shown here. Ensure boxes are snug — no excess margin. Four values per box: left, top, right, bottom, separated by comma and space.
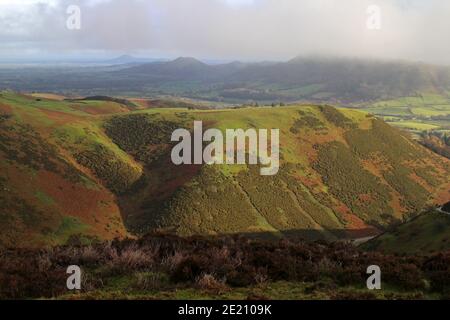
1, 234, 449, 300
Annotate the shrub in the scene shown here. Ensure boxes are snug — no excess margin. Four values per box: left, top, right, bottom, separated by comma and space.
132, 272, 168, 291
106, 245, 153, 274
1, 234, 449, 299
195, 273, 228, 293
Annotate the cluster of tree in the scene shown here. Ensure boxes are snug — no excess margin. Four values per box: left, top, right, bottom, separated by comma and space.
421, 131, 450, 146
420, 131, 450, 159
236, 102, 286, 109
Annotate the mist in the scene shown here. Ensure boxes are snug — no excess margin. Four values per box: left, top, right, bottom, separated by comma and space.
1, 0, 450, 64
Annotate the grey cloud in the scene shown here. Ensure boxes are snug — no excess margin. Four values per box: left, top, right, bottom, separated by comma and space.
0, 0, 449, 64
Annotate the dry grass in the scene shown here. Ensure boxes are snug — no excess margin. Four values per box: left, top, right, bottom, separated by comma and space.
195, 273, 229, 294
1, 234, 449, 299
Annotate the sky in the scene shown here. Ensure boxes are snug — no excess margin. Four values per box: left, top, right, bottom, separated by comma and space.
0, 0, 450, 64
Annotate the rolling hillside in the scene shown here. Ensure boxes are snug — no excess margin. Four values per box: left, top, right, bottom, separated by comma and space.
116, 56, 450, 102
0, 91, 449, 247
2, 57, 450, 103
364, 206, 450, 255
0, 92, 135, 247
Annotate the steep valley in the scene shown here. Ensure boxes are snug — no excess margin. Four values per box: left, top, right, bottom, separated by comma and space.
0, 91, 449, 247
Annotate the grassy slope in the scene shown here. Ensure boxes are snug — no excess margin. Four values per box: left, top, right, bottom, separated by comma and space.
363, 210, 450, 255
0, 92, 134, 247
0, 91, 449, 247
102, 104, 450, 240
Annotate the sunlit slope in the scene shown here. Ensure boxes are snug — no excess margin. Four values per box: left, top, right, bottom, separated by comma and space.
0, 91, 449, 246
0, 92, 137, 247
103, 104, 450, 240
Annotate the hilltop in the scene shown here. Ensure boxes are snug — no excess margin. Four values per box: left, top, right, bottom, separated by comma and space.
0, 91, 449, 247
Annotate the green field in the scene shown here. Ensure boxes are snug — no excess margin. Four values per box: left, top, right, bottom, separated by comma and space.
358, 93, 450, 136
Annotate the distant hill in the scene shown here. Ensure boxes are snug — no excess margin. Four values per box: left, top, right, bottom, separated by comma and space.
235, 57, 450, 100
104, 55, 162, 65
2, 56, 450, 103
115, 56, 450, 103
124, 57, 210, 79
121, 57, 244, 80
1, 91, 449, 247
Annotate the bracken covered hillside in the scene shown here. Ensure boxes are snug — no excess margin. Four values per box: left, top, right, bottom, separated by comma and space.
0, 91, 449, 247
109, 105, 449, 240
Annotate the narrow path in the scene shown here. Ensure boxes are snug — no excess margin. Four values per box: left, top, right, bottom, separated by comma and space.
436, 206, 450, 216
351, 236, 376, 246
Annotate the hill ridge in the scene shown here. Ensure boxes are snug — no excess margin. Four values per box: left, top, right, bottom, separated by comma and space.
0, 92, 449, 247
